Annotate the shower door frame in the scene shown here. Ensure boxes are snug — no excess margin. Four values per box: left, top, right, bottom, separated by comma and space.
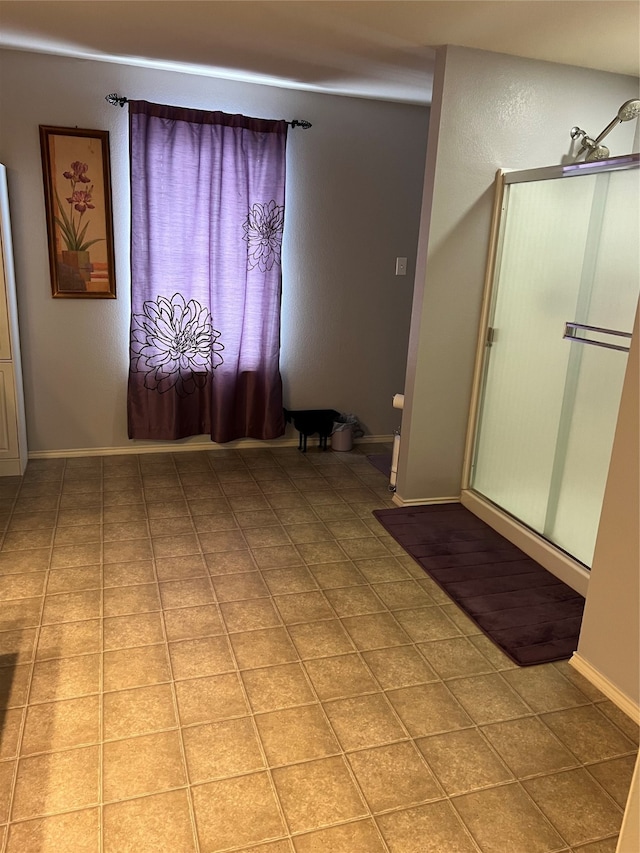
460, 153, 639, 598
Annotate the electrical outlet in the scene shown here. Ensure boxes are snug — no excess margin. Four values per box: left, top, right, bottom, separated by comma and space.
395, 257, 407, 276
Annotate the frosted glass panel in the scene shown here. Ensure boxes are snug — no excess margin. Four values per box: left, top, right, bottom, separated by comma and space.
549, 169, 640, 565
471, 175, 598, 532
471, 165, 639, 568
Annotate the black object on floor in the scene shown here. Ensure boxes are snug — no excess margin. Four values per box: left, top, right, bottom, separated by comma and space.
367, 453, 392, 478
373, 503, 585, 666
284, 409, 339, 452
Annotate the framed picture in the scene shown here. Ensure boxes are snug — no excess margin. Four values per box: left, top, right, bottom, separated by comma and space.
39, 126, 116, 298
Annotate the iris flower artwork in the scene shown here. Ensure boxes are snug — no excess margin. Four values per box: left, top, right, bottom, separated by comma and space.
130, 293, 224, 397
40, 125, 116, 298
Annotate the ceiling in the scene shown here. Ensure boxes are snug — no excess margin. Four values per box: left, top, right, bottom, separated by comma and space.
0, 1, 638, 104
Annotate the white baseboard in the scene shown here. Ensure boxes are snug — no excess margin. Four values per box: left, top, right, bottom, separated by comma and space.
570, 652, 640, 724
27, 434, 394, 460
391, 494, 460, 507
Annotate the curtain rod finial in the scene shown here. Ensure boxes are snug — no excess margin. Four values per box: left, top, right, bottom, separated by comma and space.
290, 119, 312, 129
106, 93, 128, 108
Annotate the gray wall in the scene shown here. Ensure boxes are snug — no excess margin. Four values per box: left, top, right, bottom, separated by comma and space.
398, 45, 639, 502
0, 48, 428, 453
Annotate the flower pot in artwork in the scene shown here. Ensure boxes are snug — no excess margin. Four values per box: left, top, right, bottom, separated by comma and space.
62, 250, 92, 284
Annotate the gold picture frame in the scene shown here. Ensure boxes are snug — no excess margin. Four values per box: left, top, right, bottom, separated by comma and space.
39, 125, 116, 298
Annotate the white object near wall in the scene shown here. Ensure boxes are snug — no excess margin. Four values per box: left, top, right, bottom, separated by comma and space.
0, 164, 27, 475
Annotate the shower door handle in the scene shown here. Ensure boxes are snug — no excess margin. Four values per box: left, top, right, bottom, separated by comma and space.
563, 322, 632, 353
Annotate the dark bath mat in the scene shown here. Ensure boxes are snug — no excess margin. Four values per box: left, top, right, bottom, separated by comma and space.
367, 453, 392, 478
373, 503, 585, 666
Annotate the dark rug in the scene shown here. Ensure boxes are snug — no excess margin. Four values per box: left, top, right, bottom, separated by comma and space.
373, 503, 585, 666
367, 453, 392, 478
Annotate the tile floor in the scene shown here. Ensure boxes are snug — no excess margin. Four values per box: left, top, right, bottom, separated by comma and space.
0, 444, 637, 853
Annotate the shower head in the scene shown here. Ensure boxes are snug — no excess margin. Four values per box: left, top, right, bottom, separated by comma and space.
572, 98, 640, 161
618, 99, 640, 121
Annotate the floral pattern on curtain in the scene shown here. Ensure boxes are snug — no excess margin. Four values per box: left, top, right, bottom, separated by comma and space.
127, 100, 288, 442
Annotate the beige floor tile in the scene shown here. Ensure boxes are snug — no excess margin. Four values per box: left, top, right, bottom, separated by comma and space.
5, 806, 99, 853
323, 585, 385, 617
371, 579, 435, 610
103, 644, 171, 691
542, 705, 637, 763
468, 634, 519, 671
338, 538, 390, 560
103, 611, 165, 650
2, 529, 54, 551
103, 790, 196, 852
446, 673, 532, 725
53, 525, 100, 546
175, 672, 248, 725
152, 534, 200, 559
293, 819, 387, 853
103, 539, 152, 564
183, 717, 265, 783
192, 771, 285, 851
243, 526, 291, 548
50, 544, 101, 569
192, 513, 238, 533
324, 519, 376, 540
386, 683, 473, 738
211, 571, 270, 602
198, 529, 249, 554
103, 730, 186, 801
103, 582, 160, 617
376, 800, 479, 853
502, 664, 592, 713
205, 549, 257, 575
103, 559, 156, 587
418, 636, 494, 679
454, 782, 564, 853
30, 654, 100, 703
154, 554, 208, 581
163, 603, 224, 641
283, 522, 333, 544
307, 561, 365, 589
159, 577, 214, 610
0, 549, 50, 576
103, 683, 177, 740
262, 566, 319, 595
571, 837, 620, 852
242, 662, 315, 713
354, 557, 411, 584
0, 597, 42, 630
12, 745, 100, 820
0, 572, 47, 601
251, 545, 303, 570
0, 758, 15, 822
341, 612, 411, 651
21, 696, 100, 756
272, 756, 367, 833
588, 755, 638, 808
481, 716, 578, 778
255, 704, 340, 765
36, 619, 101, 659
295, 541, 348, 565
590, 700, 639, 746
42, 590, 101, 624
362, 645, 438, 690
46, 567, 102, 595
304, 653, 378, 700
0, 707, 23, 759
323, 693, 406, 751
392, 607, 461, 643
231, 627, 299, 669
416, 728, 513, 796
273, 591, 334, 624
103, 521, 150, 541
348, 741, 442, 812
0, 662, 30, 708
220, 598, 282, 632
0, 627, 37, 664
552, 661, 607, 702
236, 508, 281, 527
287, 620, 354, 660
168, 635, 235, 680
524, 768, 623, 847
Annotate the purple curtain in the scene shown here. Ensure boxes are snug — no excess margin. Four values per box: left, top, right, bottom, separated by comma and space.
127, 100, 287, 442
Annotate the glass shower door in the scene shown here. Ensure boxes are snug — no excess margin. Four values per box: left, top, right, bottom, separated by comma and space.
471, 164, 639, 568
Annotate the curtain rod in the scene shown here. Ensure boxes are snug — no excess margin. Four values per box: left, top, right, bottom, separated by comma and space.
105, 93, 312, 128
